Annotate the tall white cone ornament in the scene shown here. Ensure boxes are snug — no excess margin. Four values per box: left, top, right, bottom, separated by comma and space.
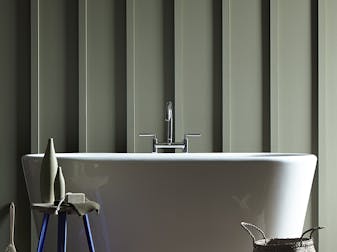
40, 138, 58, 203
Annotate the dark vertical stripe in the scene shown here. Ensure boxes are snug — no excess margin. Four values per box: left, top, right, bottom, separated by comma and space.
163, 0, 175, 148
114, 0, 127, 152
163, 1, 175, 113
310, 0, 319, 243
213, 0, 222, 152
311, 0, 318, 157
16, 0, 31, 249
262, 0, 270, 152
65, 0, 79, 152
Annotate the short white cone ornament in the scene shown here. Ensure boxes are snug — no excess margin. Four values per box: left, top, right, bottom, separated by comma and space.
40, 138, 58, 203
54, 166, 65, 203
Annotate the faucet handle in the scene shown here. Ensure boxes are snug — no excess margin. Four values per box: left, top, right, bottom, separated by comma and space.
139, 133, 158, 153
183, 134, 201, 153
139, 133, 157, 138
184, 133, 201, 138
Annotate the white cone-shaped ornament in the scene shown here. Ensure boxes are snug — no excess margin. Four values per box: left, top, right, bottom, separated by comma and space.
40, 138, 58, 203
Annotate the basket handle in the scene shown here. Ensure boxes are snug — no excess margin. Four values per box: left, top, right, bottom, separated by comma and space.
300, 226, 324, 240
241, 222, 267, 244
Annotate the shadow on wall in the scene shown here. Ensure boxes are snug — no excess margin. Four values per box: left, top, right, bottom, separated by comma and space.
0, 205, 9, 226
0, 204, 11, 249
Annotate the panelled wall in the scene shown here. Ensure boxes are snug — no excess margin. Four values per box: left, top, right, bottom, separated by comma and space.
3, 0, 337, 251
30, 0, 316, 153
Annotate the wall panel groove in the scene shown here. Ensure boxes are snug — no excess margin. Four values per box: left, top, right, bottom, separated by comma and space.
30, 1, 40, 250
31, 0, 40, 153
163, 0, 175, 106
270, 0, 279, 152
262, 0, 271, 152
79, 0, 88, 152
318, 0, 327, 249
309, 0, 319, 244
113, 0, 127, 152
222, 0, 231, 151
126, 0, 136, 152
64, 0, 79, 152
213, 0, 223, 152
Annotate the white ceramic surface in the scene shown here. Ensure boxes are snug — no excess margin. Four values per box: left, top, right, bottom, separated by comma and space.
22, 153, 317, 252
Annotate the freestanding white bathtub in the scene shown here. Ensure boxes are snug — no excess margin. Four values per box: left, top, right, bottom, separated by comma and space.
22, 153, 316, 252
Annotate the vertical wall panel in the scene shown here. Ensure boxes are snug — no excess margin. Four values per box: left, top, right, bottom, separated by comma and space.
128, 0, 173, 152
274, 0, 312, 152
225, 0, 264, 152
319, 0, 337, 250
134, 0, 168, 152
270, 0, 316, 232
87, 0, 126, 152
127, 0, 171, 152
38, 0, 79, 152
175, 0, 222, 152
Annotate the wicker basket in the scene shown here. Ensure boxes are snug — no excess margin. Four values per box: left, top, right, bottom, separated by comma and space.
241, 222, 323, 252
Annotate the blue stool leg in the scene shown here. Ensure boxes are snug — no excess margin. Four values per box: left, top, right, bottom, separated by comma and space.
37, 213, 49, 252
83, 214, 95, 252
57, 212, 67, 252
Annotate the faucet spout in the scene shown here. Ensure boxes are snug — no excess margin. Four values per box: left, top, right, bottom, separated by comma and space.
139, 101, 200, 152
165, 101, 173, 144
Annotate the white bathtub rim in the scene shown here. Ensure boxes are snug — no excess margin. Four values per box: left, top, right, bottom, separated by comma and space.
22, 152, 317, 163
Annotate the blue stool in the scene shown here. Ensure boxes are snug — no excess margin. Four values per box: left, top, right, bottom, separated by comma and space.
33, 204, 96, 252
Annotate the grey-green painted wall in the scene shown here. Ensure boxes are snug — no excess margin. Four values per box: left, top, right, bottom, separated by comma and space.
3, 0, 337, 251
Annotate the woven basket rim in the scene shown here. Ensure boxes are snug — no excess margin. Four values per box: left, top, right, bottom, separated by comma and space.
254, 238, 314, 248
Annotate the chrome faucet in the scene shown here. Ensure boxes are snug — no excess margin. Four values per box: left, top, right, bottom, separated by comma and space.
165, 101, 173, 144
140, 101, 200, 153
